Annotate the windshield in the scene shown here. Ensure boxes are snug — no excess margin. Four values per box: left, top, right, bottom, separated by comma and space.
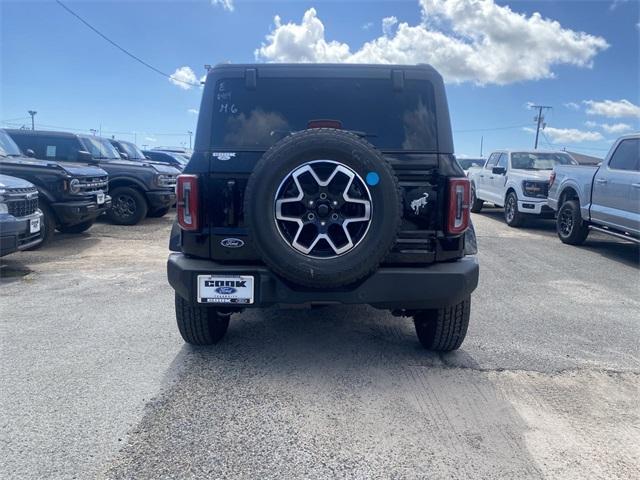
458, 159, 485, 169
511, 152, 577, 170
118, 140, 146, 160
81, 136, 121, 160
0, 130, 24, 156
212, 77, 438, 151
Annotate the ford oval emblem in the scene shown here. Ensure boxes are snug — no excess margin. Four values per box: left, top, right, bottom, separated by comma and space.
215, 286, 237, 295
221, 238, 244, 248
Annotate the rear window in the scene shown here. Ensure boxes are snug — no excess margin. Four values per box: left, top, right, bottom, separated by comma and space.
211, 77, 438, 151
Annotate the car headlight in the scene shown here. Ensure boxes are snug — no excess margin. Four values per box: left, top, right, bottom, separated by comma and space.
522, 181, 548, 199
156, 174, 176, 188
69, 178, 81, 194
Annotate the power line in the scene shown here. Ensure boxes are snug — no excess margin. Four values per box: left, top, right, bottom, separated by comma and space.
453, 124, 531, 133
55, 0, 199, 88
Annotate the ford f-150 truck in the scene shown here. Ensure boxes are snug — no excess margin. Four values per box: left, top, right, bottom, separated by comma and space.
467, 150, 578, 227
548, 133, 639, 245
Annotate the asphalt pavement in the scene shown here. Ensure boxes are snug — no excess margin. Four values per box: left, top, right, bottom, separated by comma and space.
1, 209, 638, 479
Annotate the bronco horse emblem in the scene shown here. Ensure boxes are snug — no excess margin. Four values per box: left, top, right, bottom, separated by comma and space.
410, 192, 430, 215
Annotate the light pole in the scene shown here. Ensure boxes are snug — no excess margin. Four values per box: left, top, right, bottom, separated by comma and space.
28, 110, 37, 130
187, 131, 193, 149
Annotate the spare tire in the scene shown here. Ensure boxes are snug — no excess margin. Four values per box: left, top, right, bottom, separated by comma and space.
245, 128, 401, 288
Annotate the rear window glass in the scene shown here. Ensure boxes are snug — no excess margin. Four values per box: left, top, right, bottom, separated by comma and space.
211, 77, 438, 151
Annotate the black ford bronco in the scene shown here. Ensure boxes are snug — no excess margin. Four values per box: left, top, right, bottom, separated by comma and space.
7, 130, 179, 225
168, 64, 479, 351
0, 129, 110, 245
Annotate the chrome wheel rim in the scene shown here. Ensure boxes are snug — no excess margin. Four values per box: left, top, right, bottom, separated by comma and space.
274, 160, 372, 258
506, 196, 516, 222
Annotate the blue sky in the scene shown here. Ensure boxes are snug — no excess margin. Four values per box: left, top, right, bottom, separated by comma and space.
1, 0, 639, 158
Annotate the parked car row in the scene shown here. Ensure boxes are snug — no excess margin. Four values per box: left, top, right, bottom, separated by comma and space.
0, 128, 182, 257
465, 133, 640, 246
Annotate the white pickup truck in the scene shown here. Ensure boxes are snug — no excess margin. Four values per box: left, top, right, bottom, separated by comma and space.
467, 150, 578, 227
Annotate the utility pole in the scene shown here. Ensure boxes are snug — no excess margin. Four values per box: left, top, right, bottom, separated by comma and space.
480, 135, 483, 157
530, 104, 552, 149
28, 110, 37, 130
187, 131, 193, 149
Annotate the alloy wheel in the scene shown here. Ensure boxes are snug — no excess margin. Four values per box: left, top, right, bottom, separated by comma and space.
274, 160, 372, 258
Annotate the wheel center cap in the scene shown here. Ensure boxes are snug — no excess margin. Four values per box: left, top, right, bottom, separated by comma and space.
316, 203, 330, 217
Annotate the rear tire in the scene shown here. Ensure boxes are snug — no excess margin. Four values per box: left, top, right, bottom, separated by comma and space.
556, 199, 589, 245
175, 294, 230, 345
504, 191, 525, 227
57, 219, 95, 234
147, 206, 170, 218
413, 297, 471, 352
470, 184, 483, 213
106, 187, 148, 225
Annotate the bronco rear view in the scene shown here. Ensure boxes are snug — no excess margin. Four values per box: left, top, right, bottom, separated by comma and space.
167, 63, 479, 351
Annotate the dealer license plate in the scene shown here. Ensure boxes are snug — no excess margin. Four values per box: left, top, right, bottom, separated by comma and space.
96, 192, 105, 205
197, 275, 254, 304
30, 217, 41, 233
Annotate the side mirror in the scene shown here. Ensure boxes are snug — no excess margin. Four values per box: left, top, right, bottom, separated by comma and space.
77, 150, 97, 164
25, 149, 36, 158
492, 166, 506, 175
120, 152, 129, 160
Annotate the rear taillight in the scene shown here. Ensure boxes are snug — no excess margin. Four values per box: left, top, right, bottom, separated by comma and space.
447, 177, 470, 235
549, 171, 556, 188
177, 174, 199, 231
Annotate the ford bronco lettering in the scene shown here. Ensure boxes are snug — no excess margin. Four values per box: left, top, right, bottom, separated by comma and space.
167, 64, 479, 351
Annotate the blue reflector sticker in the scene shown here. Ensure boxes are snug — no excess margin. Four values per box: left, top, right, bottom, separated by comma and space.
366, 172, 380, 186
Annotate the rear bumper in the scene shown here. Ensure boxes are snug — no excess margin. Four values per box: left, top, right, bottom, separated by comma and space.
167, 253, 479, 310
146, 190, 176, 210
0, 211, 43, 257
51, 196, 112, 226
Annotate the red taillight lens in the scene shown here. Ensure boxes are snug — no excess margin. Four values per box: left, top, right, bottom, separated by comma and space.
549, 171, 556, 188
177, 174, 199, 231
447, 177, 470, 235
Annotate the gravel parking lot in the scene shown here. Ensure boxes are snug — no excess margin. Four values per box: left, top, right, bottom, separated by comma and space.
1, 211, 639, 479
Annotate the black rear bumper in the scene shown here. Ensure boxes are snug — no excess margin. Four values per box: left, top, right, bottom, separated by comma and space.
167, 253, 479, 310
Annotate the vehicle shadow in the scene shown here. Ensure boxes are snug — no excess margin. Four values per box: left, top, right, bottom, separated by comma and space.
473, 207, 557, 235
104, 305, 543, 479
577, 237, 640, 268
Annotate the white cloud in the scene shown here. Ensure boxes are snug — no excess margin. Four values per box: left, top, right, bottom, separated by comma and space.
362, 22, 374, 31
544, 127, 603, 143
382, 16, 398, 37
584, 120, 598, 128
169, 66, 198, 90
145, 137, 157, 143
583, 99, 640, 118
600, 122, 633, 134
255, 1, 609, 85
564, 102, 580, 110
211, 0, 234, 12
188, 108, 199, 115
255, 9, 351, 63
